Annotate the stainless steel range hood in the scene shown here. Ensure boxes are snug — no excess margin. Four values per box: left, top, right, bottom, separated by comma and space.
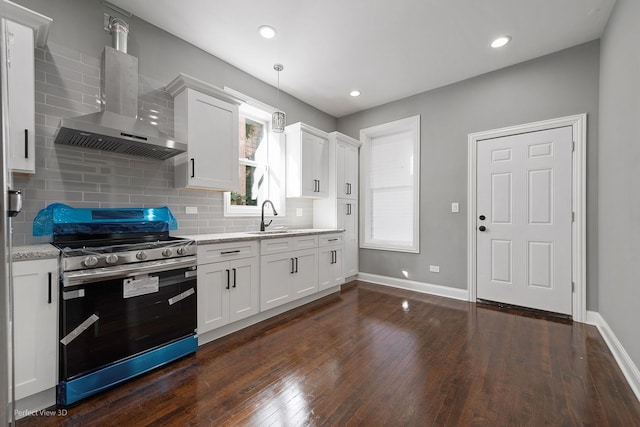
54, 17, 186, 160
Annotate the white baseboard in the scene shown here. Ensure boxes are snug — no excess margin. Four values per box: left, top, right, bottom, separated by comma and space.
356, 272, 469, 301
586, 311, 640, 401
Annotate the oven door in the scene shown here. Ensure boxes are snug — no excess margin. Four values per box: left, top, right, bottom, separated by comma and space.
60, 257, 197, 381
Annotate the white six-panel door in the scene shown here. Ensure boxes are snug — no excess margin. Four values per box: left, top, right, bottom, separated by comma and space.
476, 126, 573, 314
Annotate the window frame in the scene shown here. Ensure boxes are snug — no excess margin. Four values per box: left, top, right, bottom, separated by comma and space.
223, 89, 286, 217
359, 115, 420, 253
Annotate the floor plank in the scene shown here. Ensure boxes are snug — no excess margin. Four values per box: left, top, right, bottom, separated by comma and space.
17, 281, 640, 426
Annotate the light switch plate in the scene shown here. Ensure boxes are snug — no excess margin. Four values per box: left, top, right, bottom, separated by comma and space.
451, 202, 459, 213
296, 208, 303, 217
429, 265, 440, 273
186, 206, 198, 214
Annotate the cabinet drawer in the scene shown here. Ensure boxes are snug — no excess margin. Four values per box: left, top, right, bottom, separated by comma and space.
260, 237, 294, 255
319, 233, 344, 247
198, 241, 258, 264
260, 235, 319, 255
293, 235, 318, 250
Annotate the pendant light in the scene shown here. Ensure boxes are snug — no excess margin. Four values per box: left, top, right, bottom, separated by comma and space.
272, 64, 285, 133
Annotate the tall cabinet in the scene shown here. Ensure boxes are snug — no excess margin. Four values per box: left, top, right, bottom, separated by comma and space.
0, 1, 51, 175
313, 132, 361, 278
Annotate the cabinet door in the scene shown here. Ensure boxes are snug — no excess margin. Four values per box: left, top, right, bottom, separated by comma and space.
300, 131, 318, 196
338, 199, 359, 277
292, 248, 318, 299
12, 259, 57, 400
313, 135, 329, 197
5, 20, 35, 174
318, 246, 345, 291
344, 143, 359, 200
187, 90, 239, 190
318, 247, 334, 291
336, 143, 347, 198
260, 253, 293, 311
228, 258, 259, 323
197, 262, 230, 333
331, 247, 345, 287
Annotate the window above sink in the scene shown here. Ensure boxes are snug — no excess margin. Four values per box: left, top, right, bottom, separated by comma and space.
223, 90, 286, 218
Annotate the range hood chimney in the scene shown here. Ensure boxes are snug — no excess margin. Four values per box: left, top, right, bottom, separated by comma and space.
53, 16, 186, 160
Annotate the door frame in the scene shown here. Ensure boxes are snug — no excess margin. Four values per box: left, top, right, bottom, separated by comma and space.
467, 114, 587, 322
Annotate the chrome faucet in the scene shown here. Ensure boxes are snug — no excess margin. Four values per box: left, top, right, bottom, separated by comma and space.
260, 200, 278, 231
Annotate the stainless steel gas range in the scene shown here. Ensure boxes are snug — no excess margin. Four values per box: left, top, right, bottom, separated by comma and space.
33, 204, 198, 405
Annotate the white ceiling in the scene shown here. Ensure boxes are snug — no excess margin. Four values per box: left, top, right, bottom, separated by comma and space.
107, 0, 615, 118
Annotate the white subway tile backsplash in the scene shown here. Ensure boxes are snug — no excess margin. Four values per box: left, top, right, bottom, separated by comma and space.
13, 45, 313, 245
45, 180, 99, 192
47, 51, 100, 78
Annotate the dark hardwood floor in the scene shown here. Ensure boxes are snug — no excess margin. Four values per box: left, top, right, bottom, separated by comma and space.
18, 281, 640, 426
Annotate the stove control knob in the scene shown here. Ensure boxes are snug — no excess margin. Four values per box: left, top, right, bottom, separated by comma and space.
136, 251, 148, 261
105, 254, 119, 265
83, 255, 99, 267
177, 246, 187, 255
162, 248, 173, 257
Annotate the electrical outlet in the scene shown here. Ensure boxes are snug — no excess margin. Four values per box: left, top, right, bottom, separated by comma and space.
186, 206, 198, 214
296, 208, 303, 217
451, 202, 459, 213
429, 265, 440, 273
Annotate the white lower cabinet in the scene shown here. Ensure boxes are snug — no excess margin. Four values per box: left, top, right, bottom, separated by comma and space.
291, 249, 318, 298
260, 236, 319, 311
197, 242, 259, 334
12, 258, 58, 401
318, 233, 345, 291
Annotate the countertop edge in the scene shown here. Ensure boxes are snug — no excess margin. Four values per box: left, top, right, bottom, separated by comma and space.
12, 244, 60, 262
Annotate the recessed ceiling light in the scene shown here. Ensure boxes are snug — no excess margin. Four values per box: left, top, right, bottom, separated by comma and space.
258, 25, 277, 39
490, 35, 512, 48
350, 90, 361, 97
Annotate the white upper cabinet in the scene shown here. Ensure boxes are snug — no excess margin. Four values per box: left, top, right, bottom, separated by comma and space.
167, 74, 243, 191
1, 3, 51, 175
285, 122, 329, 198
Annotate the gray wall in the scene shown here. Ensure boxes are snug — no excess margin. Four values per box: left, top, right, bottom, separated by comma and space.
12, 0, 337, 245
598, 0, 640, 372
338, 41, 600, 310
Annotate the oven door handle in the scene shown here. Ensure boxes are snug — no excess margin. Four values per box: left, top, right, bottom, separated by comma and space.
62, 256, 197, 287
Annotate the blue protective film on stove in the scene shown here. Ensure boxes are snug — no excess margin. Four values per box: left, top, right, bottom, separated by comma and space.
33, 203, 178, 236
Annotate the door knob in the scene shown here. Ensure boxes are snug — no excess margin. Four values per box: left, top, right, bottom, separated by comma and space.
479, 215, 486, 220
478, 226, 487, 232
